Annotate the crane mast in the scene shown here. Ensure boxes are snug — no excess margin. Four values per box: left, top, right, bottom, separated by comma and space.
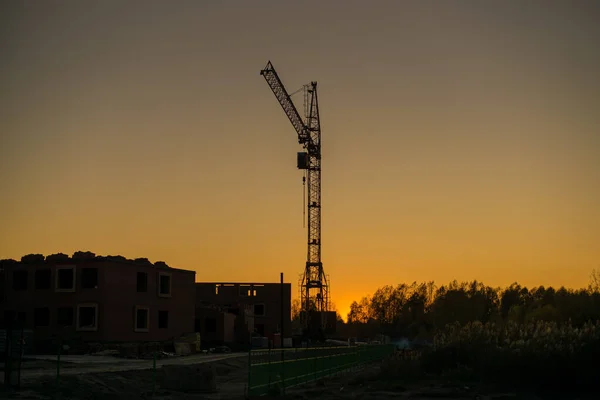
260, 61, 329, 333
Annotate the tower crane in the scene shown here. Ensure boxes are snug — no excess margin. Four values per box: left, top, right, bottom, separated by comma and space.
260, 61, 330, 335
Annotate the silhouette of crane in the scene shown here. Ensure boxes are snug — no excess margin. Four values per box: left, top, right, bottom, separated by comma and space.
260, 61, 330, 335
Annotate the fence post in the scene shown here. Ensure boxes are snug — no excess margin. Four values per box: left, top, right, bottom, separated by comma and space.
152, 350, 157, 395
4, 324, 11, 390
281, 347, 285, 396
267, 346, 272, 392
15, 327, 25, 389
246, 349, 252, 397
313, 352, 317, 382
56, 338, 61, 390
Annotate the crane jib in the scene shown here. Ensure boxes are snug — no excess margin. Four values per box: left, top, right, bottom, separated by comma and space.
260, 66, 315, 149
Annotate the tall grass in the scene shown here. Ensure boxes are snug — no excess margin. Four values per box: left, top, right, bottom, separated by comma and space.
420, 320, 600, 392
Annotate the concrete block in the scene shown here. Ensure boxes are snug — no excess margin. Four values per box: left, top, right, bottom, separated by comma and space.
174, 342, 191, 356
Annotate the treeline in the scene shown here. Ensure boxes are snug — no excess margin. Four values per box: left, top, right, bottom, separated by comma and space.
338, 273, 600, 394
342, 271, 600, 339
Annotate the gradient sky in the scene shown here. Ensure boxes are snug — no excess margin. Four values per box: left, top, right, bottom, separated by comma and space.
1, 0, 599, 319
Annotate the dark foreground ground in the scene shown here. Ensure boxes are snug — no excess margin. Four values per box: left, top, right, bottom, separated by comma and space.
279, 365, 594, 400
1, 355, 596, 400
1, 354, 248, 400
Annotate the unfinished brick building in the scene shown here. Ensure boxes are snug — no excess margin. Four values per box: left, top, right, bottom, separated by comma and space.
195, 282, 291, 343
0, 252, 196, 348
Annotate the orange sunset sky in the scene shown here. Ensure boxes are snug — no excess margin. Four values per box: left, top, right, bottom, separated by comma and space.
1, 1, 599, 320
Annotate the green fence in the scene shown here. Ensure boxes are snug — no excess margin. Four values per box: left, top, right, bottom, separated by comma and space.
247, 344, 394, 397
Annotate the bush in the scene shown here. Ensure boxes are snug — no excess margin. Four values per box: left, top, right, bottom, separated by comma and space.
423, 320, 600, 393
378, 357, 424, 381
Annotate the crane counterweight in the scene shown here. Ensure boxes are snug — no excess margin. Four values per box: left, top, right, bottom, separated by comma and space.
297, 152, 309, 170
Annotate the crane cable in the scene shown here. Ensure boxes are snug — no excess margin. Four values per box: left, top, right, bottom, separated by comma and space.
302, 172, 306, 228
289, 86, 305, 98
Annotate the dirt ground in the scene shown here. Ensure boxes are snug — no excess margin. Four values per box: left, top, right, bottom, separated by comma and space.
280, 367, 533, 400
2, 357, 593, 400
6, 352, 245, 379
3, 355, 249, 400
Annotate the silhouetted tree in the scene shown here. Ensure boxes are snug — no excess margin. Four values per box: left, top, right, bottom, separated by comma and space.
347, 296, 371, 324
291, 299, 301, 322
45, 253, 70, 263
20, 254, 45, 264
72, 251, 96, 260
345, 271, 600, 340
589, 269, 600, 293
